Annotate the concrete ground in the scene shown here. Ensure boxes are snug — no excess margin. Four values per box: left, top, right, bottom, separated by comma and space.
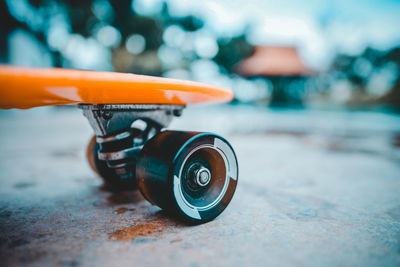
0, 105, 399, 266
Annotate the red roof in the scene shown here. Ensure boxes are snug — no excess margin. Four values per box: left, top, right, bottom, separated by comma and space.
236, 46, 316, 77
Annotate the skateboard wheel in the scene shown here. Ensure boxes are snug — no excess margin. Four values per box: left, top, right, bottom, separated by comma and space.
86, 134, 137, 190
136, 131, 238, 223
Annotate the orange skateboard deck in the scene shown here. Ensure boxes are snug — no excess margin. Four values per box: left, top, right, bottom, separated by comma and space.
0, 66, 233, 109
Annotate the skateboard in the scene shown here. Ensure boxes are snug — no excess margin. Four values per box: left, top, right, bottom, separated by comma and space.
0, 66, 238, 223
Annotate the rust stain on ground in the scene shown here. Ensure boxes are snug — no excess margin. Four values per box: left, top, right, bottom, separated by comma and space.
170, 237, 182, 243
393, 134, 400, 147
114, 207, 136, 214
108, 214, 184, 241
108, 223, 166, 241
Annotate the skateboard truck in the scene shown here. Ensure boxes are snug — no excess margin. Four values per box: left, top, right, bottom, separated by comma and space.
80, 104, 238, 223
80, 104, 182, 185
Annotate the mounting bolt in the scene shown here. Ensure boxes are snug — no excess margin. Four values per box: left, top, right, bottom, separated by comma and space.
194, 167, 211, 187
100, 110, 113, 120
173, 109, 183, 117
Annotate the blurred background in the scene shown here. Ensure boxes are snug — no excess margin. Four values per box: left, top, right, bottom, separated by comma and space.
1, 0, 400, 109
1, 1, 400, 266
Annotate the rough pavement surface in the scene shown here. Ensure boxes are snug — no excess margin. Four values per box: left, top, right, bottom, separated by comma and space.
0, 105, 399, 266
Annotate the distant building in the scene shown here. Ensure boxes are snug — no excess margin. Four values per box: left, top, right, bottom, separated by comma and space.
236, 46, 316, 107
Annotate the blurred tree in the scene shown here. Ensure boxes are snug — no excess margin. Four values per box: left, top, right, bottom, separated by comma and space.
330, 46, 399, 107
1, 0, 218, 76
331, 48, 382, 91
378, 47, 400, 106
168, 16, 204, 32
214, 35, 253, 73
0, 0, 47, 62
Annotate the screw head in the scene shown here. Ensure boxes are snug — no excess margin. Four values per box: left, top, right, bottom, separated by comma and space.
100, 110, 113, 120
195, 167, 211, 186
173, 109, 183, 117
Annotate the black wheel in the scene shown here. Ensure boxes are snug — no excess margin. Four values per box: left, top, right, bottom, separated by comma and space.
136, 131, 238, 223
